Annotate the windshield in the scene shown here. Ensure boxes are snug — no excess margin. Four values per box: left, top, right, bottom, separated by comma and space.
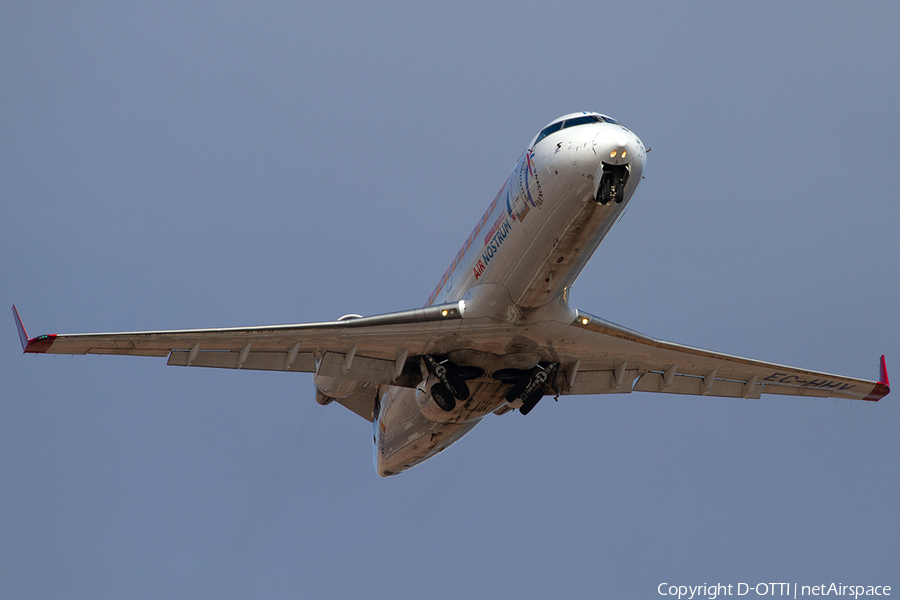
534, 121, 564, 146
534, 115, 611, 146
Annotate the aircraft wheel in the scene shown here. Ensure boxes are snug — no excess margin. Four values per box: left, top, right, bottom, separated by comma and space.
505, 378, 530, 403
455, 365, 485, 380
519, 389, 544, 415
597, 183, 610, 205
432, 382, 456, 412
446, 370, 470, 401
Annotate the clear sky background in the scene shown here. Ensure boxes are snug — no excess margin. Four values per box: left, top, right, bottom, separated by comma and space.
2, 2, 898, 598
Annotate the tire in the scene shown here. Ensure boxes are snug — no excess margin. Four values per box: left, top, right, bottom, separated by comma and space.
505, 378, 530, 403
519, 389, 544, 415
597, 183, 610, 205
455, 365, 485, 380
432, 382, 456, 412
446, 370, 470, 401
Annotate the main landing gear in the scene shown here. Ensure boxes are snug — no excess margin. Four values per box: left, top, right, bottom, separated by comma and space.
504, 364, 554, 416
596, 163, 629, 205
424, 355, 471, 412
424, 355, 557, 416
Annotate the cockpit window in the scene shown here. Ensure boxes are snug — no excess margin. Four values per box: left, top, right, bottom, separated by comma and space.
535, 115, 611, 146
562, 115, 600, 129
534, 121, 563, 145
532, 114, 629, 147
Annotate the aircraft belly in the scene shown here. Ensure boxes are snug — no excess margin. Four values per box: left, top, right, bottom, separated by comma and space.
375, 386, 484, 476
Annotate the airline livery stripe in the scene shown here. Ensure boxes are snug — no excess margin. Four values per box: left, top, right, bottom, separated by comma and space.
425, 182, 504, 306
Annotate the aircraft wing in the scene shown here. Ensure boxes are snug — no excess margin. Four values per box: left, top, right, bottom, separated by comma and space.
559, 309, 889, 402
13, 303, 888, 404
12, 303, 465, 387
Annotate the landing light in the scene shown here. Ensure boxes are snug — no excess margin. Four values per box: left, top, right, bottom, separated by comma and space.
581, 317, 590, 325
441, 309, 449, 317
609, 150, 617, 158
622, 151, 627, 158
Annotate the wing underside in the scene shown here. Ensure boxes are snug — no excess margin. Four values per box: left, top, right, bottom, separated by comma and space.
14, 303, 465, 387
13, 304, 888, 405
559, 310, 889, 402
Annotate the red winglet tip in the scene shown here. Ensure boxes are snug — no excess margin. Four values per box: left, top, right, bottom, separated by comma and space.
12, 305, 28, 352
863, 355, 890, 401
12, 305, 55, 354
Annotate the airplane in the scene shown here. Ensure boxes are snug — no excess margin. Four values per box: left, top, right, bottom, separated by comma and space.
14, 111, 890, 476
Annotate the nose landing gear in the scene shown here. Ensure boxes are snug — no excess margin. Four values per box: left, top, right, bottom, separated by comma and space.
596, 163, 629, 205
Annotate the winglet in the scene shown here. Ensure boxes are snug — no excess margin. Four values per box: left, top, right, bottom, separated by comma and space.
864, 355, 890, 401
12, 305, 28, 351
11, 305, 56, 353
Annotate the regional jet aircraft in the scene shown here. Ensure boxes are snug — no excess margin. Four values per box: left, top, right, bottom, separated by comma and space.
14, 112, 890, 476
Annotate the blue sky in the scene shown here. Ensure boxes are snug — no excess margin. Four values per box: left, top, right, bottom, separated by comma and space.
3, 2, 899, 598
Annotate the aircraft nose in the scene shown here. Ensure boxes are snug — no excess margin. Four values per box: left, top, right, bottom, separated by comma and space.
598, 131, 641, 167
593, 129, 646, 205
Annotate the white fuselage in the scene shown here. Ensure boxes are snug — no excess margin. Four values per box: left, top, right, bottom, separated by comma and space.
374, 113, 647, 476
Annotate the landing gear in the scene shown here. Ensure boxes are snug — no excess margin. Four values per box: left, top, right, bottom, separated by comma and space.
596, 163, 629, 205
431, 382, 456, 412
505, 363, 554, 415
519, 388, 544, 416
424, 355, 470, 412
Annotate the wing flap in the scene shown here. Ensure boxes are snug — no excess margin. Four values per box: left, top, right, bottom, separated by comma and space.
316, 351, 396, 385
565, 369, 638, 395
632, 372, 761, 399
91, 348, 170, 357
167, 350, 317, 372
